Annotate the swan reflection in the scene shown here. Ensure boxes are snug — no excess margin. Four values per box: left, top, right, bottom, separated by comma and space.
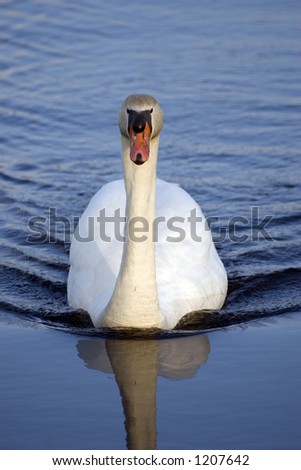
77, 334, 210, 449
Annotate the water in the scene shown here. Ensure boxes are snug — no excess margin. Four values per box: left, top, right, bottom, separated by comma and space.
0, 0, 300, 450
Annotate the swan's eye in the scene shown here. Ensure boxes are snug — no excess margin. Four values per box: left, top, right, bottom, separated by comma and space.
150, 108, 153, 113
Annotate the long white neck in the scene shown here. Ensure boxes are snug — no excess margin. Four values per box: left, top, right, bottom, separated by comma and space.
103, 135, 164, 328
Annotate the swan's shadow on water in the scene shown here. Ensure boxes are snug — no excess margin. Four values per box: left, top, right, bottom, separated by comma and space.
77, 335, 210, 450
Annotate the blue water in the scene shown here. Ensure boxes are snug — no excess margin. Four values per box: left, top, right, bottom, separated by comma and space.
0, 0, 300, 450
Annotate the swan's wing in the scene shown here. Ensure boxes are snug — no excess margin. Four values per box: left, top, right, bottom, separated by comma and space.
67, 180, 126, 324
155, 180, 227, 328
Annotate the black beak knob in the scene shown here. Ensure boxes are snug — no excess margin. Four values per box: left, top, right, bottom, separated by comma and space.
127, 110, 152, 135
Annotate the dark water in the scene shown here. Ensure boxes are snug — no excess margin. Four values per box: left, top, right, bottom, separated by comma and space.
0, 0, 301, 450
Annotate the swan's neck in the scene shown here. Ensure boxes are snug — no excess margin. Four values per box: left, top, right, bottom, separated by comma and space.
103, 135, 164, 328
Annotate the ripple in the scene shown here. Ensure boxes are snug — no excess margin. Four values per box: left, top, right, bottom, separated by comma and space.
0, 0, 300, 338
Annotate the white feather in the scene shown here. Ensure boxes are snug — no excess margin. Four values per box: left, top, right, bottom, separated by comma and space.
68, 178, 227, 329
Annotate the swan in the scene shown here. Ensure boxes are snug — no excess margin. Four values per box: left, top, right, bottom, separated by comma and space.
67, 94, 227, 329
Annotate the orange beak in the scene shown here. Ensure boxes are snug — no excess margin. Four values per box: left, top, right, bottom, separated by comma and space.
129, 121, 152, 165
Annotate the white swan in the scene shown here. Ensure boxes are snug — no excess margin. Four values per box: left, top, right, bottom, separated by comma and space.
67, 94, 227, 329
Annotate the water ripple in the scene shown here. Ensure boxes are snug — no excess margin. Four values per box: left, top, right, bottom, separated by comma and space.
0, 0, 300, 335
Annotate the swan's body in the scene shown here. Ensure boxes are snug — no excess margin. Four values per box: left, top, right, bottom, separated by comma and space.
68, 95, 227, 329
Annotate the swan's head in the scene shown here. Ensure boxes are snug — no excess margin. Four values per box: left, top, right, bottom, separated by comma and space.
119, 94, 163, 165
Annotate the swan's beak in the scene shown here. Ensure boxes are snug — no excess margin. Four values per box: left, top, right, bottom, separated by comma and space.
129, 121, 152, 166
